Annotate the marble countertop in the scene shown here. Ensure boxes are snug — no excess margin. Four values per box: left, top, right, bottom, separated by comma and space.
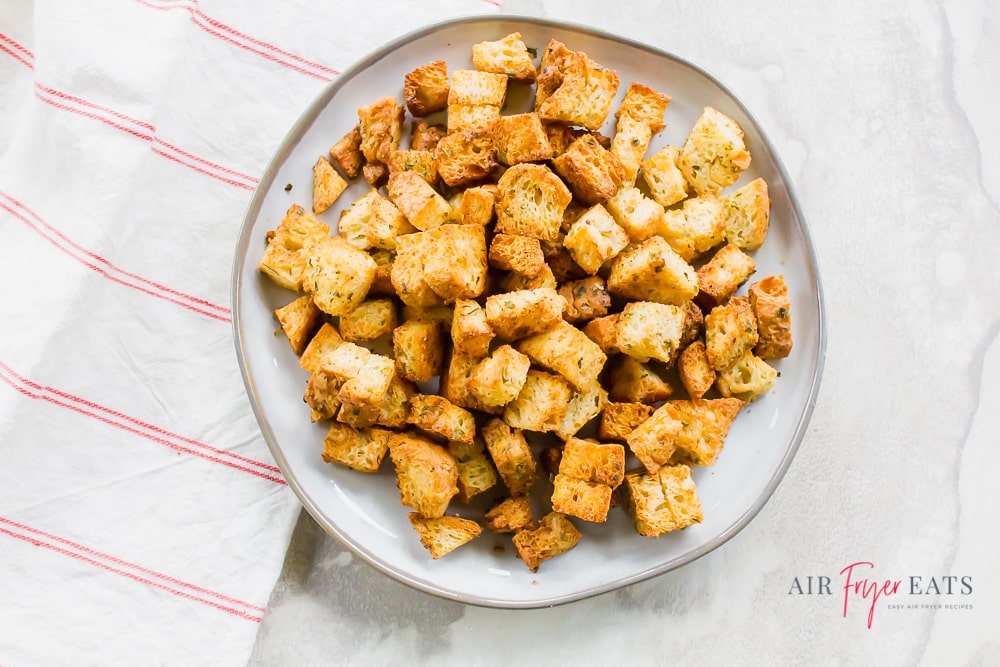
251, 1, 1000, 664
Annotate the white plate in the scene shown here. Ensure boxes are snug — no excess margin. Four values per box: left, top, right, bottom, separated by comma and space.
232, 16, 826, 608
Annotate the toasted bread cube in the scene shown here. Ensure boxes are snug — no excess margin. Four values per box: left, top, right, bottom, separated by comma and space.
544, 124, 612, 158
604, 355, 673, 404
468, 345, 531, 407
303, 366, 342, 422
408, 514, 481, 559
559, 276, 610, 323
377, 376, 416, 429
450, 299, 494, 357
489, 234, 544, 277
668, 398, 743, 466
493, 112, 552, 165
563, 204, 629, 274
551, 475, 613, 522
543, 244, 587, 285
484, 496, 534, 533
274, 295, 322, 355
339, 353, 395, 414
497, 263, 559, 292
362, 160, 389, 188
448, 69, 507, 106
607, 236, 698, 305
716, 350, 777, 402
481, 418, 538, 496
449, 438, 499, 503
421, 224, 488, 302
558, 438, 626, 487
387, 171, 451, 232
259, 205, 331, 291
312, 156, 348, 215
622, 465, 702, 537
554, 382, 608, 440
616, 82, 671, 132
485, 288, 566, 341
458, 186, 496, 226
696, 244, 756, 310
401, 304, 453, 326
387, 149, 438, 186
408, 394, 476, 445
641, 145, 689, 207
535, 40, 576, 108
552, 134, 624, 205
626, 402, 683, 472
750, 275, 792, 359
337, 191, 377, 250
495, 163, 572, 241
410, 121, 447, 151
681, 301, 705, 348
440, 349, 502, 415
598, 402, 655, 441
389, 433, 459, 518
336, 396, 379, 429
447, 103, 501, 134
319, 342, 372, 382
298, 323, 344, 373
659, 196, 727, 262
305, 236, 377, 316
329, 125, 363, 178
391, 232, 445, 308
322, 423, 392, 473
611, 117, 653, 187
435, 129, 498, 188
723, 177, 770, 250
502, 370, 573, 433
512, 512, 582, 572
678, 341, 716, 400
605, 186, 663, 242
338, 298, 396, 342
679, 107, 752, 196
339, 192, 413, 252
392, 319, 445, 383
705, 296, 758, 371
515, 319, 607, 391
358, 97, 404, 164
472, 32, 537, 82
616, 301, 686, 365
582, 314, 620, 355
537, 47, 619, 131
403, 60, 449, 117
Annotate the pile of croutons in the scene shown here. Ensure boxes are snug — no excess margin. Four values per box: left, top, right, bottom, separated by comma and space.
259, 33, 793, 572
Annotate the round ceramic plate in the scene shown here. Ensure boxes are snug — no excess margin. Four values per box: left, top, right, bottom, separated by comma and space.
232, 15, 825, 608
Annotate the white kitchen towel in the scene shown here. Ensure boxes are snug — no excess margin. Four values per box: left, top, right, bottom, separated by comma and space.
0, 1, 499, 664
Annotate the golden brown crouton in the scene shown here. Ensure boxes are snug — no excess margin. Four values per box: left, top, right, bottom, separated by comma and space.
338, 190, 415, 251
408, 394, 476, 445
611, 116, 653, 188
305, 235, 377, 316
502, 370, 573, 433
320, 342, 372, 383
362, 160, 389, 188
410, 121, 447, 151
322, 423, 392, 473
615, 301, 687, 365
658, 195, 727, 262
558, 437, 626, 487
553, 381, 608, 440
493, 112, 553, 166
678, 106, 752, 196
393, 318, 446, 383
401, 304, 453, 326
641, 145, 689, 207
387, 171, 451, 232
552, 134, 624, 205
489, 234, 545, 277
551, 475, 612, 523
313, 155, 348, 215
604, 355, 673, 404
421, 224, 488, 303
386, 149, 438, 186
612, 83, 671, 183
668, 398, 743, 466
472, 32, 537, 82
468, 345, 531, 408
562, 204, 630, 274
274, 294, 322, 356
496, 265, 557, 294
749, 275, 792, 359
515, 319, 607, 391
339, 298, 397, 342
329, 125, 363, 179
543, 124, 612, 158
484, 287, 566, 341
559, 276, 610, 323
440, 349, 502, 416
358, 97, 405, 164
616, 82, 671, 132
377, 375, 416, 429
512, 512, 582, 572
435, 128, 499, 187
715, 349, 777, 402
494, 163, 572, 241
723, 177, 770, 250
449, 437, 498, 503
403, 60, 450, 117
704, 296, 758, 371
535, 40, 576, 108
626, 402, 683, 472
447, 103, 501, 134
259, 204, 330, 292
536, 45, 619, 131
582, 314, 621, 355
598, 402, 654, 441
622, 464, 702, 537
457, 186, 496, 226
389, 433, 459, 518
696, 244, 757, 309
390, 231, 446, 308
682, 300, 705, 348
605, 186, 664, 242
298, 323, 344, 373
606, 236, 698, 306
408, 514, 482, 559
338, 353, 396, 421
450, 299, 494, 357
303, 365, 342, 422
481, 418, 538, 496
448, 69, 508, 106
484, 496, 534, 533
677, 341, 716, 400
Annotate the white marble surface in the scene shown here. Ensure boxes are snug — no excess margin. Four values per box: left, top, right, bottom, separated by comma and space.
251, 1, 1000, 664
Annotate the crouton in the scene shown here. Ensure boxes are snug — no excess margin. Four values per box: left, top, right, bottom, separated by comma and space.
305, 235, 377, 316
551, 436, 625, 522
677, 341, 716, 400
716, 350, 777, 402
598, 402, 654, 441
494, 163, 572, 241
338, 353, 395, 420
606, 236, 698, 305
678, 106, 752, 197
389, 433, 459, 518
553, 382, 609, 440
668, 398, 744, 466
448, 69, 508, 106
696, 244, 756, 310
552, 134, 624, 205
410, 121, 447, 151
449, 438, 498, 503
408, 514, 481, 559
401, 304, 453, 326
605, 186, 663, 242
393, 319, 446, 383
339, 298, 397, 342
451, 299, 494, 356
551, 475, 613, 523
319, 342, 372, 383
387, 149, 438, 186
273, 295, 322, 355
362, 160, 389, 188
641, 145, 689, 207
544, 124, 611, 158
313, 156, 348, 215
682, 301, 705, 347
358, 97, 405, 164
403, 60, 449, 117
435, 128, 499, 187
626, 402, 683, 472
658, 195, 727, 262
723, 177, 770, 250
335, 398, 379, 430
502, 370, 572, 433
604, 355, 673, 404
489, 234, 545, 277
468, 345, 531, 407
377, 376, 416, 429
339, 190, 414, 251
387, 171, 451, 231
512, 512, 582, 572
542, 243, 587, 284
484, 287, 566, 341
447, 103, 501, 134
704, 296, 758, 371
611, 116, 653, 188
484, 496, 534, 533
390, 231, 446, 308
622, 464, 702, 537
559, 276, 610, 323
472, 32, 537, 82
408, 394, 476, 445
749, 275, 793, 359
497, 263, 559, 292
615, 301, 687, 365
481, 418, 538, 496
321, 423, 392, 473
259, 204, 330, 292
562, 204, 629, 274
493, 112, 553, 165
515, 319, 607, 391
298, 323, 344, 373
457, 186, 496, 226
420, 224, 488, 302
535, 40, 576, 108
440, 349, 502, 416
329, 125, 363, 178
582, 314, 620, 355
612, 84, 671, 183
303, 365, 342, 422
536, 45, 619, 131
616, 82, 671, 132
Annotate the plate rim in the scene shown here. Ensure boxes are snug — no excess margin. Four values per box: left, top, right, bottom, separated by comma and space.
231, 13, 828, 609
